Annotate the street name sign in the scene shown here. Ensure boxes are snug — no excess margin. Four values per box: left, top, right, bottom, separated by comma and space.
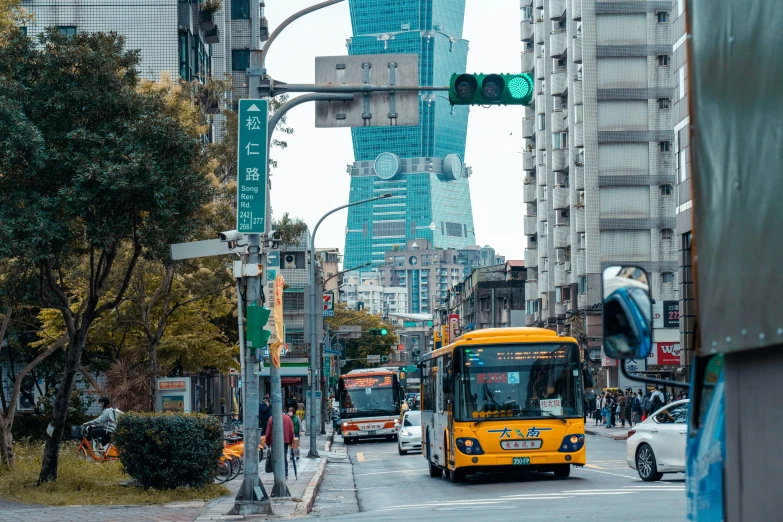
237, 99, 269, 234
367, 355, 381, 363
336, 326, 361, 333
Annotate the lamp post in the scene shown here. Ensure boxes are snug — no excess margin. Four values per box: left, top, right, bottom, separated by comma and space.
307, 193, 392, 457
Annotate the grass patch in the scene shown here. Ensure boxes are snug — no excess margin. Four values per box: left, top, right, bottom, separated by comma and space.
0, 441, 229, 506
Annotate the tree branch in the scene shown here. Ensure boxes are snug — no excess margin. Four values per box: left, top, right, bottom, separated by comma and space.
0, 307, 12, 357
79, 366, 103, 396
94, 244, 142, 317
41, 259, 76, 336
2, 335, 67, 421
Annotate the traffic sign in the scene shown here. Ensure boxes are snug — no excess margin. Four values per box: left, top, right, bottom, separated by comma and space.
236, 99, 268, 234
337, 326, 361, 333
323, 293, 334, 317
367, 355, 381, 363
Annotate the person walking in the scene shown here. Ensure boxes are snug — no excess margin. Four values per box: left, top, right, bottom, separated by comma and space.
618, 394, 628, 428
595, 392, 604, 426
642, 390, 652, 421
585, 389, 596, 422
624, 389, 634, 427
288, 407, 301, 460
651, 387, 665, 414
259, 395, 271, 435
265, 407, 295, 478
604, 394, 614, 428
633, 389, 643, 424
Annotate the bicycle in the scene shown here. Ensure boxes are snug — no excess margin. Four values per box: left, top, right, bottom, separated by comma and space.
71, 425, 119, 462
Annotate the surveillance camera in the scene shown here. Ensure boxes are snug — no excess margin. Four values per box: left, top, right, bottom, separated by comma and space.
265, 230, 283, 249
219, 230, 243, 242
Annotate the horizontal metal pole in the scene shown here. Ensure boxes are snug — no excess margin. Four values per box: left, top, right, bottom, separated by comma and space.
280, 84, 450, 93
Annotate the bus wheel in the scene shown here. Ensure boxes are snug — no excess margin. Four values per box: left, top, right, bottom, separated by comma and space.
429, 460, 443, 478
449, 467, 466, 483
553, 464, 571, 478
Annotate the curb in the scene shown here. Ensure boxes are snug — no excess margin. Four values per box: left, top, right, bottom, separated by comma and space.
293, 458, 327, 516
585, 428, 629, 441
325, 429, 335, 452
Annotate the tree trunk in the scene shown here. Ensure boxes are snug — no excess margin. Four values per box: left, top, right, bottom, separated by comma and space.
149, 340, 159, 411
0, 417, 15, 468
38, 329, 87, 483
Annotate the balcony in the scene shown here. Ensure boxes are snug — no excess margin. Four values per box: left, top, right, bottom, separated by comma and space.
524, 216, 537, 236
572, 0, 581, 19
525, 280, 539, 299
523, 150, 536, 170
551, 69, 567, 95
553, 187, 570, 209
550, 30, 567, 57
537, 219, 547, 238
574, 164, 584, 189
540, 273, 549, 293
574, 121, 584, 147
552, 149, 569, 171
549, 0, 565, 19
522, 116, 536, 139
539, 166, 548, 185
577, 250, 586, 275
575, 206, 586, 232
523, 183, 537, 203
521, 0, 533, 6
551, 111, 566, 133
555, 263, 567, 287
573, 78, 583, 104
535, 0, 543, 9
520, 20, 534, 41
525, 248, 538, 268
555, 302, 566, 316
535, 21, 545, 44
537, 130, 547, 150
572, 35, 583, 64
554, 226, 569, 248
536, 94, 545, 113
521, 49, 535, 72
536, 56, 545, 79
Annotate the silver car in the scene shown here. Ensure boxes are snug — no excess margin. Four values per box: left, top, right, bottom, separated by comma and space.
626, 399, 689, 481
397, 410, 421, 455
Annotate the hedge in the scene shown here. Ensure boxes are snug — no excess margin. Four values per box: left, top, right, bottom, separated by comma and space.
114, 413, 224, 490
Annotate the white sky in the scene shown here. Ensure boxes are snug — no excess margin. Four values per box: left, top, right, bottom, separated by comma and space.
263, 1, 523, 265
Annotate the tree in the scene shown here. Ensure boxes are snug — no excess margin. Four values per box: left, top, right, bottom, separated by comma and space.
326, 302, 398, 372
0, 30, 213, 482
273, 212, 308, 246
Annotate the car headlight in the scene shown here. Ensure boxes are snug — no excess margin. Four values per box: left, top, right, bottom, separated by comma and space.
399, 429, 411, 437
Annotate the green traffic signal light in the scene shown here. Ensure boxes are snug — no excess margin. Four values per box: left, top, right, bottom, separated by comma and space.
246, 305, 272, 352
380, 328, 388, 336
448, 73, 534, 106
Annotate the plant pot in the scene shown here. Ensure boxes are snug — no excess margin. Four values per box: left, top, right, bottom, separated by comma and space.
199, 11, 215, 32
204, 26, 219, 44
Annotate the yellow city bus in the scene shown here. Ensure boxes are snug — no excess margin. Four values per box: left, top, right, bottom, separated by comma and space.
421, 327, 587, 482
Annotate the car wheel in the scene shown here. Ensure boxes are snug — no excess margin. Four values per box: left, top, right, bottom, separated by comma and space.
398, 445, 407, 455
636, 444, 664, 482
553, 464, 571, 478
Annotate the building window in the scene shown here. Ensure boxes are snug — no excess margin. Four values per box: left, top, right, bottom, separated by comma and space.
660, 184, 673, 196
179, 33, 190, 80
657, 11, 669, 23
552, 131, 568, 150
574, 104, 584, 124
231, 0, 251, 20
659, 141, 671, 152
555, 58, 566, 70
578, 276, 587, 295
658, 98, 671, 109
537, 113, 546, 131
657, 55, 670, 66
480, 298, 490, 311
232, 50, 250, 71
57, 26, 77, 36
662, 272, 675, 283
661, 228, 673, 240
521, 6, 532, 21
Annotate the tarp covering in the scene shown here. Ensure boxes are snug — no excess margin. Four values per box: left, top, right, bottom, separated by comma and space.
688, 0, 783, 354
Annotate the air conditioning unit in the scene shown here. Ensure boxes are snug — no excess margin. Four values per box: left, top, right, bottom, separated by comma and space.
17, 375, 42, 412
282, 254, 297, 269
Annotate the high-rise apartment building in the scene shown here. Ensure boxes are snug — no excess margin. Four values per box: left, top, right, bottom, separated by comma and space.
343, 0, 477, 272
520, 0, 679, 355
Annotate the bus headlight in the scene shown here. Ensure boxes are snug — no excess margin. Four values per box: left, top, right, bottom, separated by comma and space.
558, 434, 585, 452
456, 438, 484, 455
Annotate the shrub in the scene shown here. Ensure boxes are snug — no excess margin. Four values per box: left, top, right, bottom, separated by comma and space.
114, 413, 224, 490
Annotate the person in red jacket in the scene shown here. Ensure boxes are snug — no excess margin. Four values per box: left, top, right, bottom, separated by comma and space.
265, 410, 295, 477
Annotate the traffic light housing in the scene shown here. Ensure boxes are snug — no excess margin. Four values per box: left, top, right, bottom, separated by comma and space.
449, 73, 534, 106
368, 328, 389, 336
246, 305, 272, 353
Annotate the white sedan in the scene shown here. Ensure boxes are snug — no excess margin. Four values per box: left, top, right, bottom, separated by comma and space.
397, 410, 421, 455
626, 399, 689, 481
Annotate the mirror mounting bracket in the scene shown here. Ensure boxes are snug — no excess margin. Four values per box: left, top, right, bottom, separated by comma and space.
620, 359, 689, 389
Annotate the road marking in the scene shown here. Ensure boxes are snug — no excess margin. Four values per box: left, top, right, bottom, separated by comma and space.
356, 452, 364, 462
578, 467, 638, 480
354, 469, 428, 476
585, 463, 606, 469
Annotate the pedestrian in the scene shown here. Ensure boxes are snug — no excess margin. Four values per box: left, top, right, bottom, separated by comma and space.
605, 394, 614, 428
597, 392, 605, 426
624, 389, 634, 427
618, 394, 628, 427
651, 387, 665, 413
633, 389, 643, 424
259, 396, 271, 435
585, 389, 596, 422
265, 409, 295, 478
288, 407, 301, 460
642, 390, 651, 421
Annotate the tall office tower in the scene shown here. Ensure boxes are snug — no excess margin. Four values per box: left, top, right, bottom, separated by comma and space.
343, 0, 477, 272
520, 0, 678, 365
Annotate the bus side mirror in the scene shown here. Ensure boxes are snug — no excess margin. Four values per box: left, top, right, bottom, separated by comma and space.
602, 265, 653, 360
583, 369, 594, 389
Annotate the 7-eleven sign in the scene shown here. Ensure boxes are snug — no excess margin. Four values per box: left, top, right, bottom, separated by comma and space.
323, 293, 334, 316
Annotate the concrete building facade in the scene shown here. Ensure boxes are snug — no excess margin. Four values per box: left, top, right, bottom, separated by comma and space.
520, 0, 680, 373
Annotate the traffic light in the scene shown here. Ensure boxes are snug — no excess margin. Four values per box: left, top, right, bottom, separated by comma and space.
246, 305, 272, 353
381, 355, 389, 363
449, 73, 534, 106
368, 328, 388, 336
413, 348, 422, 357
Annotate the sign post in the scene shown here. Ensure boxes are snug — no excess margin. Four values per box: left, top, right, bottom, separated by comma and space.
237, 99, 269, 234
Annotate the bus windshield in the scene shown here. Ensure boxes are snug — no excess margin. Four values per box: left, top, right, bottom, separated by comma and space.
339, 375, 398, 419
456, 343, 583, 421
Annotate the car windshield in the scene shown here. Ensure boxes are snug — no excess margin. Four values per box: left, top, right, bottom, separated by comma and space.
403, 412, 421, 427
456, 343, 583, 420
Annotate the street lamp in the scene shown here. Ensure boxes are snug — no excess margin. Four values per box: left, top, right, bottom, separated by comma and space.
307, 193, 392, 457
323, 261, 372, 288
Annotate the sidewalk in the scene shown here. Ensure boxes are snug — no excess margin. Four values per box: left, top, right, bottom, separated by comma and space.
196, 426, 335, 520
585, 423, 633, 441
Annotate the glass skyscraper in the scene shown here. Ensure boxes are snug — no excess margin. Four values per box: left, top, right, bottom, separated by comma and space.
343, 0, 477, 272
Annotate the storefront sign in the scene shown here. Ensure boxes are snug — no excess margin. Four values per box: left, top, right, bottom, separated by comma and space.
663, 301, 680, 328
158, 379, 187, 390
657, 342, 681, 365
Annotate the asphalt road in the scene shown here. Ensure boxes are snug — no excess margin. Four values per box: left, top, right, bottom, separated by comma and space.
311, 433, 686, 521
